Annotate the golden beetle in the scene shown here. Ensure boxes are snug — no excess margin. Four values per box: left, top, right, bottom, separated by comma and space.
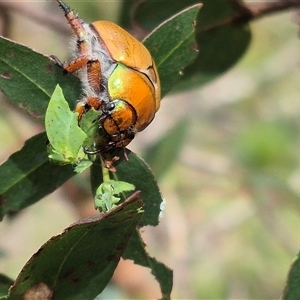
53, 0, 161, 152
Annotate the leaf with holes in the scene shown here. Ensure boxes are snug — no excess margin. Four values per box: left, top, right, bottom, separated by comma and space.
6, 195, 144, 300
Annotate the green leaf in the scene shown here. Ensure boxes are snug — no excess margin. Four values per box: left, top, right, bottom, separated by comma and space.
282, 251, 300, 300
0, 36, 80, 123
104, 180, 135, 195
123, 230, 173, 300
0, 274, 13, 297
91, 153, 171, 299
45, 85, 87, 164
182, 3, 251, 90
7, 196, 144, 300
73, 160, 93, 173
94, 180, 135, 212
78, 108, 99, 147
94, 182, 120, 212
91, 150, 163, 227
45, 86, 102, 172
121, 0, 251, 92
0, 132, 75, 220
74, 109, 101, 173
143, 4, 201, 97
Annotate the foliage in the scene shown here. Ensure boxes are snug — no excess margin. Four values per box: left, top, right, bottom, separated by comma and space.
0, 0, 299, 299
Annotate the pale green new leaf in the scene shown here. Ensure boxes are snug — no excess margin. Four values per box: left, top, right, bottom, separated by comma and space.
45, 85, 87, 164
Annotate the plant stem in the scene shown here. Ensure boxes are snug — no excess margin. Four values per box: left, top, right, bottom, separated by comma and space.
198, 0, 300, 33
101, 156, 110, 182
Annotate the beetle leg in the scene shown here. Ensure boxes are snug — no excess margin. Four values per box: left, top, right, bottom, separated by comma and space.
62, 56, 91, 73
56, 0, 86, 41
75, 96, 102, 120
75, 101, 88, 119
56, 0, 90, 59
49, 55, 64, 68
51, 53, 101, 85
87, 60, 101, 94
56, 0, 99, 74
86, 97, 102, 111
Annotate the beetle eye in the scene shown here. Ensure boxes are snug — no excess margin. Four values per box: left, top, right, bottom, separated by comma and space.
107, 102, 115, 111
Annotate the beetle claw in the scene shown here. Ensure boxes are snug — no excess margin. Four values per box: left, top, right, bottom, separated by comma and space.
50, 55, 64, 68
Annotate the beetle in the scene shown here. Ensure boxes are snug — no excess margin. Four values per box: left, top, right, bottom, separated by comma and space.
53, 0, 161, 152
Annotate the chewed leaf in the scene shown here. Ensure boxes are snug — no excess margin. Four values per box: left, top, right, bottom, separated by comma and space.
94, 180, 135, 212
74, 159, 93, 173
123, 230, 173, 299
91, 150, 163, 226
7, 197, 144, 300
104, 180, 136, 195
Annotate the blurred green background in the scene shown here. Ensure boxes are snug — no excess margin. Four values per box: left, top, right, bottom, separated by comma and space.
0, 1, 300, 299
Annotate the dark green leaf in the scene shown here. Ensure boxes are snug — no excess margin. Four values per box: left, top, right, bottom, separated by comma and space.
123, 230, 173, 300
0, 132, 75, 220
91, 150, 163, 227
7, 196, 144, 300
121, 0, 251, 92
182, 13, 251, 90
282, 252, 300, 300
143, 119, 189, 179
143, 4, 201, 97
0, 274, 13, 297
0, 36, 80, 123
118, 0, 136, 28
91, 158, 171, 298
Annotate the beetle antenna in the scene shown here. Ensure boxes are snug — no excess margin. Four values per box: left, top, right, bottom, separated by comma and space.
55, 0, 85, 40
56, 0, 71, 15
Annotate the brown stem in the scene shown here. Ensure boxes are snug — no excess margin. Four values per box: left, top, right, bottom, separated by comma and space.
199, 0, 300, 33
0, 2, 70, 36
234, 0, 300, 24
0, 7, 11, 37
244, 0, 300, 20
0, 1, 300, 37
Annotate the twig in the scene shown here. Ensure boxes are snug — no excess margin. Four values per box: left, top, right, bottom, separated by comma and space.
0, 2, 70, 36
0, 6, 11, 37
243, 0, 300, 20
199, 0, 300, 33
1, 1, 300, 37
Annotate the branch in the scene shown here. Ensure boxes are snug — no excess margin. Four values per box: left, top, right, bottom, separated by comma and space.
1, 1, 300, 37
199, 0, 300, 33
242, 0, 300, 20
0, 2, 70, 36
0, 7, 11, 37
